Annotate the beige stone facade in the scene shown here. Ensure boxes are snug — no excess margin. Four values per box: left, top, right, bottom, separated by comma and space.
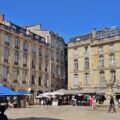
25, 25, 66, 91
0, 14, 65, 95
68, 27, 120, 93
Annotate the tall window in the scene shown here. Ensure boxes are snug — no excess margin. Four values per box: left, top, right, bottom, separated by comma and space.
31, 75, 35, 84
32, 59, 36, 69
15, 38, 20, 49
4, 34, 10, 45
23, 41, 28, 51
39, 61, 42, 70
32, 45, 36, 56
39, 47, 42, 56
38, 76, 41, 86
14, 51, 19, 65
111, 71, 116, 82
85, 58, 89, 70
4, 47, 9, 62
44, 74, 48, 86
23, 53, 27, 67
73, 74, 79, 86
22, 70, 27, 83
45, 61, 48, 72
84, 73, 90, 85
84, 46, 89, 55
99, 56, 104, 68
13, 68, 18, 82
74, 59, 78, 71
100, 72, 105, 83
110, 54, 115, 67
51, 50, 54, 60
3, 66, 8, 81
45, 49, 48, 58
109, 43, 114, 52
74, 48, 78, 58
99, 45, 103, 54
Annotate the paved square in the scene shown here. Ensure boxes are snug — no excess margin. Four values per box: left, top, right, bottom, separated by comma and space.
5, 106, 120, 120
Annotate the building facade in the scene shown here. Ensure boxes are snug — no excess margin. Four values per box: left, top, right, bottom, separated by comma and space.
0, 14, 65, 95
68, 27, 120, 94
25, 25, 66, 91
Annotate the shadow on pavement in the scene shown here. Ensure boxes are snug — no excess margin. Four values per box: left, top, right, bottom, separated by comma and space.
9, 117, 62, 120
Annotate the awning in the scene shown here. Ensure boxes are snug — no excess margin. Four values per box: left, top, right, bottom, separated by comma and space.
0, 84, 24, 96
78, 89, 96, 94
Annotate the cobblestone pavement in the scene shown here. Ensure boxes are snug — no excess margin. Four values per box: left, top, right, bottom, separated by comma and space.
5, 105, 120, 120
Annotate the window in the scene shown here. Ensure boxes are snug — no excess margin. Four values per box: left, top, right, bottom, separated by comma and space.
45, 49, 48, 58
99, 45, 103, 54
15, 38, 20, 49
38, 76, 41, 86
3, 66, 8, 81
45, 61, 48, 72
39, 61, 42, 70
99, 56, 104, 68
74, 48, 78, 58
31, 75, 35, 84
111, 71, 116, 82
85, 58, 89, 70
13, 68, 18, 82
110, 54, 115, 67
73, 74, 79, 86
51, 64, 55, 78
32, 59, 36, 69
74, 59, 78, 71
22, 70, 27, 83
23, 41, 28, 51
14, 51, 19, 65
84, 73, 90, 85
4, 34, 10, 45
109, 43, 114, 52
23, 53, 27, 67
4, 47, 9, 62
39, 47, 42, 56
32, 45, 36, 56
84, 46, 89, 55
44, 74, 48, 86
51, 50, 54, 60
100, 72, 105, 83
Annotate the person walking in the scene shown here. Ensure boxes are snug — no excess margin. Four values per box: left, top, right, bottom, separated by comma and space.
92, 96, 96, 109
108, 96, 116, 113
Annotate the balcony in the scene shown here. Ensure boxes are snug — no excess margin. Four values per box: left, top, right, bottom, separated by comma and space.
13, 80, 18, 83
22, 80, 26, 84
99, 65, 104, 71
109, 64, 116, 70
4, 42, 9, 46
99, 81, 107, 88
15, 46, 19, 49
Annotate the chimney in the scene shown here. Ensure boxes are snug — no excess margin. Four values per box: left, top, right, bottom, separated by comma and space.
92, 28, 96, 39
0, 13, 4, 23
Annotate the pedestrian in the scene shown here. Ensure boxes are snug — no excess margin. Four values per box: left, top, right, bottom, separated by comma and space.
92, 96, 96, 109
89, 96, 93, 107
108, 96, 116, 113
0, 105, 8, 120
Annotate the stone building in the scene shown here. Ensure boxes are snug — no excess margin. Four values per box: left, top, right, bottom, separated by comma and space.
25, 24, 66, 91
68, 27, 120, 94
0, 14, 65, 95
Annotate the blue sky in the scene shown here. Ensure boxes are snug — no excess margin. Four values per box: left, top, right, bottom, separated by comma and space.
0, 0, 120, 42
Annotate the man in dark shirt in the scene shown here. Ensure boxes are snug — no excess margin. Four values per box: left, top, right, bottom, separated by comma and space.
108, 96, 116, 113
